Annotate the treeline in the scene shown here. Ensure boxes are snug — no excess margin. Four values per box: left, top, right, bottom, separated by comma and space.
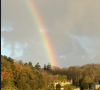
1, 55, 67, 90
51, 63, 100, 89
1, 55, 100, 90
1, 55, 55, 90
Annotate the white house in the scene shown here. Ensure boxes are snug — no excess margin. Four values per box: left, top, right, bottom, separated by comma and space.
54, 79, 73, 88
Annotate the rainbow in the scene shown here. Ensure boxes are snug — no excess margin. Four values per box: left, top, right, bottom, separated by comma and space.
26, 0, 57, 66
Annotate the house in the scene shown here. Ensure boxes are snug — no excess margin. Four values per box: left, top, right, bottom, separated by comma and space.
90, 82, 100, 90
54, 79, 73, 89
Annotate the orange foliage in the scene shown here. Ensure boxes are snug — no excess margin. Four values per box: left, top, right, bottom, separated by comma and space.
1, 89, 4, 90
13, 62, 22, 78
1, 67, 10, 81
54, 77, 58, 81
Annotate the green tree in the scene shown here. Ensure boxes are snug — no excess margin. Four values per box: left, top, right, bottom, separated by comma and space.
47, 63, 52, 71
81, 76, 93, 89
35, 63, 41, 70
57, 74, 62, 81
3, 55, 8, 61
7, 57, 14, 64
36, 73, 44, 89
44, 64, 47, 70
56, 84, 61, 90
83, 82, 89, 89
28, 61, 32, 66
28, 61, 34, 69
24, 62, 28, 65
62, 75, 67, 81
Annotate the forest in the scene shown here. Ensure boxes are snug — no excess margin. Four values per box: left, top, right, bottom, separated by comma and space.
1, 55, 100, 90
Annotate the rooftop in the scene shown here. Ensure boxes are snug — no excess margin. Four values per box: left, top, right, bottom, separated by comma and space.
91, 82, 100, 85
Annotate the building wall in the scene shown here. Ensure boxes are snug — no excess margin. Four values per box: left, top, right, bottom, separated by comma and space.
95, 85, 100, 89
90, 83, 95, 89
54, 80, 73, 88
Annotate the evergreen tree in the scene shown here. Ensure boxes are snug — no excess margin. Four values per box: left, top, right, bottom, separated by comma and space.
44, 64, 47, 70
47, 63, 52, 71
35, 63, 41, 70
28, 61, 32, 66
28, 61, 34, 70
56, 84, 61, 89
24, 62, 28, 65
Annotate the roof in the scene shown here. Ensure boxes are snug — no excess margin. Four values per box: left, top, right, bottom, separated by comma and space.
91, 82, 100, 85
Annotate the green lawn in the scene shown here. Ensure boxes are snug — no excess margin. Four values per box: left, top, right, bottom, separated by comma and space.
61, 86, 64, 88
71, 84, 80, 88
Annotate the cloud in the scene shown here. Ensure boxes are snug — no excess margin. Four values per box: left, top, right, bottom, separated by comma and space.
1, 0, 100, 67
53, 0, 100, 36
69, 34, 100, 59
60, 55, 66, 59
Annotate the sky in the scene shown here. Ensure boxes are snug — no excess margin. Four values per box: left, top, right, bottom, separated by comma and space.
1, 0, 100, 68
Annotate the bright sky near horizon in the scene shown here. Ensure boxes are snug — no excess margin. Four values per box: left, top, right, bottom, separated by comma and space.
1, 0, 100, 68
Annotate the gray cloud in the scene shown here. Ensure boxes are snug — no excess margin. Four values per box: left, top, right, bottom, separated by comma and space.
1, 0, 100, 67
